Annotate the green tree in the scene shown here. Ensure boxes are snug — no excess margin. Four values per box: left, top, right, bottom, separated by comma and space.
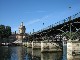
0, 25, 5, 39
5, 26, 11, 38
0, 25, 11, 42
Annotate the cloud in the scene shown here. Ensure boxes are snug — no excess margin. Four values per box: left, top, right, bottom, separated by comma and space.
36, 10, 47, 13
25, 12, 33, 13
12, 14, 52, 32
25, 10, 47, 13
26, 15, 50, 26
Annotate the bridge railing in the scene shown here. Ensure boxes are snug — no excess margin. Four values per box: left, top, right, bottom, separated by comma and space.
71, 12, 80, 20
43, 12, 80, 30
33, 12, 80, 35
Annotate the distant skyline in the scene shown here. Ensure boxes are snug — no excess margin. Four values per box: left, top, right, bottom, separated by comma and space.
0, 0, 80, 34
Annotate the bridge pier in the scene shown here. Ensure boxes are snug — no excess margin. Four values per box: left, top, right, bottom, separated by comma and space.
24, 41, 62, 52
27, 42, 32, 48
41, 41, 62, 52
22, 42, 27, 46
32, 41, 41, 49
67, 40, 80, 59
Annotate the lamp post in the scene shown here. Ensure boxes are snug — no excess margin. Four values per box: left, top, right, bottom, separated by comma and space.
69, 16, 72, 39
33, 29, 34, 41
68, 6, 72, 39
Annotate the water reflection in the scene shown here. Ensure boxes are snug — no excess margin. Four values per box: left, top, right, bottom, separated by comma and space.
27, 48, 62, 60
0, 46, 63, 60
0, 46, 11, 60
27, 48, 41, 60
62, 45, 67, 60
10, 46, 25, 60
41, 52, 62, 60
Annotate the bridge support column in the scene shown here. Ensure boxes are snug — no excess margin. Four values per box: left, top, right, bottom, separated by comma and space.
22, 42, 27, 46
27, 42, 32, 48
41, 41, 62, 52
67, 40, 80, 59
32, 41, 41, 49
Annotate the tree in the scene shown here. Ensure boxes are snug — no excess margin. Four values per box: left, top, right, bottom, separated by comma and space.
5, 26, 11, 38
0, 25, 11, 42
0, 25, 5, 39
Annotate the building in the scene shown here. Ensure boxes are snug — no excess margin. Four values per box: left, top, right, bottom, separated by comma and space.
12, 22, 28, 43
19, 22, 26, 34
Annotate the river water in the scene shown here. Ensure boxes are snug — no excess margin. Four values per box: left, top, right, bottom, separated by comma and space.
0, 46, 67, 60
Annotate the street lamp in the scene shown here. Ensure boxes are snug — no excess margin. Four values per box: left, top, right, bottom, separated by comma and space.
69, 16, 72, 39
33, 29, 34, 41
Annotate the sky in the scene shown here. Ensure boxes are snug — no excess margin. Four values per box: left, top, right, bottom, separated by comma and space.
0, 0, 80, 34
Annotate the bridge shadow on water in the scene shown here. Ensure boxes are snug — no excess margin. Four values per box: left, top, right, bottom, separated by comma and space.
0, 46, 64, 60
0, 46, 80, 60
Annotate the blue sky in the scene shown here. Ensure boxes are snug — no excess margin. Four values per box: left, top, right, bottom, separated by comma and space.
0, 0, 80, 34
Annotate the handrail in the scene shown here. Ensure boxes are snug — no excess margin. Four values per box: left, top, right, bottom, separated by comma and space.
31, 12, 80, 35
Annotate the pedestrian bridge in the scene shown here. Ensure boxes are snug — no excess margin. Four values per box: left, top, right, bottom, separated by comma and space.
30, 12, 80, 42
28, 12, 80, 49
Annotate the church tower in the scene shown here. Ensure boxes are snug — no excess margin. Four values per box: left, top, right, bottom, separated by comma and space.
19, 22, 26, 34
14, 22, 28, 44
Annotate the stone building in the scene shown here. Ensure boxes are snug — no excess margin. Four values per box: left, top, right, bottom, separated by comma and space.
19, 22, 26, 34
15, 22, 28, 43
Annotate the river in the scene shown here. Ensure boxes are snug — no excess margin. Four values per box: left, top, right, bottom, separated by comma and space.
0, 46, 67, 60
